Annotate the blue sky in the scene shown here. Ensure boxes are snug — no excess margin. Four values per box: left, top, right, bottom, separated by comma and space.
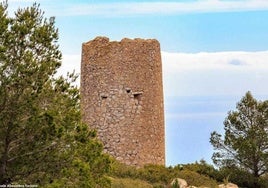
8, 0, 268, 166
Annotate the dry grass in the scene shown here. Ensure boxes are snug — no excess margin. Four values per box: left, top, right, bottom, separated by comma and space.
110, 177, 153, 188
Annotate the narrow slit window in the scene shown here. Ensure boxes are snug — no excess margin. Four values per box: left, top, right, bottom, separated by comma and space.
126, 88, 131, 93
101, 96, 108, 99
100, 93, 108, 100
133, 92, 142, 101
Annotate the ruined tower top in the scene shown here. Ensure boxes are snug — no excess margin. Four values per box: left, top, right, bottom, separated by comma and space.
81, 37, 165, 167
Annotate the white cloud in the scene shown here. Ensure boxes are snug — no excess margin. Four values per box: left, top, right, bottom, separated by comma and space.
59, 50, 268, 96
8, 0, 36, 2
61, 50, 268, 74
162, 51, 268, 73
60, 54, 81, 75
166, 112, 225, 120
162, 51, 268, 96
7, 0, 268, 17
41, 0, 268, 17
56, 54, 81, 85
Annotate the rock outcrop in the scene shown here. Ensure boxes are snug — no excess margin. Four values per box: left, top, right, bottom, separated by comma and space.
171, 178, 188, 188
218, 183, 239, 188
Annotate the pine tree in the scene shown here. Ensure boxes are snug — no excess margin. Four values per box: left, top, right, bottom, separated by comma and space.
210, 92, 268, 179
0, 2, 110, 186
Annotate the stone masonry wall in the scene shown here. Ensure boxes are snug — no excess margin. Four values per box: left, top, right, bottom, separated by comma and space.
80, 37, 165, 166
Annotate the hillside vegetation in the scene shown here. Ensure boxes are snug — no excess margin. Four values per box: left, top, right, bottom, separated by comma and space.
109, 160, 218, 187
108, 159, 268, 188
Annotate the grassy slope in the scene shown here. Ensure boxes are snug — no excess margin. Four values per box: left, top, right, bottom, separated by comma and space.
110, 177, 153, 188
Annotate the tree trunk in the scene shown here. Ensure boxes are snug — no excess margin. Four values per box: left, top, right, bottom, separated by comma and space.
0, 128, 10, 184
0, 152, 8, 184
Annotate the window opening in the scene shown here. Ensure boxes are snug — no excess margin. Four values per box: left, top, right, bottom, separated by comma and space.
101, 96, 107, 99
100, 93, 108, 100
133, 92, 142, 101
126, 88, 131, 93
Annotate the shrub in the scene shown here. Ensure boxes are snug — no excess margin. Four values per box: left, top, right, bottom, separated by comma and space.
175, 170, 218, 188
109, 160, 140, 179
110, 177, 153, 188
138, 164, 173, 184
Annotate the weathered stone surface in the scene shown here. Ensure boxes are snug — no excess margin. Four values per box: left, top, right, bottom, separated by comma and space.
80, 37, 165, 167
218, 183, 239, 188
171, 178, 188, 188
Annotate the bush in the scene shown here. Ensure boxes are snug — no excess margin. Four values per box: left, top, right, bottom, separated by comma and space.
175, 170, 218, 188
138, 164, 174, 184
110, 161, 219, 187
110, 177, 153, 188
109, 160, 140, 179
217, 166, 268, 188
258, 175, 268, 188
180, 160, 219, 180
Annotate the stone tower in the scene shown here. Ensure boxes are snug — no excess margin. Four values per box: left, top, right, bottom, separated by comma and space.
80, 37, 165, 166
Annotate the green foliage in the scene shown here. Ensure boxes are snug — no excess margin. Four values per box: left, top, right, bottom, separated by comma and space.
110, 177, 153, 188
210, 92, 268, 176
181, 159, 219, 181
110, 159, 140, 179
178, 160, 268, 188
210, 91, 268, 187
259, 174, 268, 188
175, 170, 218, 188
0, 2, 111, 186
110, 161, 219, 187
44, 124, 111, 187
139, 164, 174, 185
216, 166, 268, 188
110, 161, 175, 186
